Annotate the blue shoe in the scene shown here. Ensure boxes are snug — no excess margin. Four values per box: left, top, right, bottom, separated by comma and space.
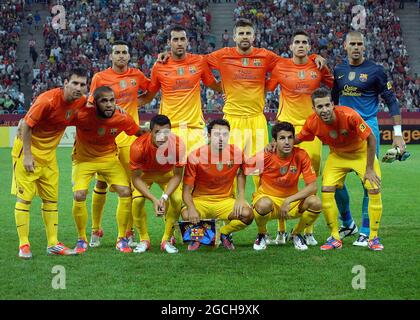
75, 239, 88, 254
368, 237, 384, 251
220, 233, 235, 250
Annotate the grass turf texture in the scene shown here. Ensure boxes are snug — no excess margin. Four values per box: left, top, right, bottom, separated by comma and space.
1, 146, 419, 300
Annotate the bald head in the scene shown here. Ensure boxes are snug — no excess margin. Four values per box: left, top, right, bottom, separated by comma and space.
344, 31, 366, 65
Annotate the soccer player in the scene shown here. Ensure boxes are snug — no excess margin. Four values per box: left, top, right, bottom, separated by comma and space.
182, 119, 253, 251
71, 86, 144, 254
130, 115, 185, 254
12, 67, 88, 259
332, 31, 405, 246
139, 25, 222, 154
265, 30, 334, 246
251, 122, 321, 251
88, 40, 150, 248
297, 88, 383, 251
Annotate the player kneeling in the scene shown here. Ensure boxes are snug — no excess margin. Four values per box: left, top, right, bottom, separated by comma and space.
249, 122, 321, 251
182, 119, 253, 251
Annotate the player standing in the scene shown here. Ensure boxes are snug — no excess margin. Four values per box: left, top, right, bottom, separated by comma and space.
332, 31, 405, 246
297, 88, 384, 251
88, 40, 150, 248
13, 67, 88, 259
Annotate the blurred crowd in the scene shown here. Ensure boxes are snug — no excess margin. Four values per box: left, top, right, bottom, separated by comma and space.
0, 1, 26, 115
234, 0, 420, 112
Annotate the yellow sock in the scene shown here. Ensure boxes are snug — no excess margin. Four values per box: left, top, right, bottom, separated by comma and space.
368, 192, 382, 240
162, 204, 180, 243
293, 210, 320, 235
15, 202, 30, 247
322, 192, 340, 240
116, 196, 131, 239
72, 200, 88, 241
42, 202, 59, 246
277, 218, 286, 232
221, 219, 248, 235
91, 187, 107, 231
252, 175, 260, 191
126, 212, 134, 233
304, 224, 314, 235
132, 196, 149, 241
253, 207, 271, 234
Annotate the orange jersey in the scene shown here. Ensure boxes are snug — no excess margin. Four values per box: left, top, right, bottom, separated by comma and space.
23, 88, 87, 165
149, 53, 216, 129
266, 60, 334, 126
88, 67, 150, 147
206, 47, 279, 116
248, 148, 317, 198
183, 144, 245, 198
72, 107, 139, 162
130, 132, 186, 173
298, 106, 372, 153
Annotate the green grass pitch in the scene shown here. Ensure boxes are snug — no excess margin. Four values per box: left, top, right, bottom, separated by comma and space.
0, 146, 419, 300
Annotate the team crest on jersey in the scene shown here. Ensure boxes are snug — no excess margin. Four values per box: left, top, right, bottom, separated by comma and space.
359, 73, 368, 82
298, 71, 305, 79
387, 81, 393, 90
177, 67, 185, 76
290, 166, 297, 174
119, 80, 127, 89
189, 66, 197, 74
216, 162, 224, 171
340, 129, 349, 136
279, 166, 288, 175
65, 110, 73, 121
359, 123, 367, 132
242, 58, 249, 66
253, 59, 261, 66
130, 79, 137, 87
98, 127, 106, 136
310, 71, 318, 79
329, 130, 338, 139
348, 72, 356, 81
110, 128, 118, 136
227, 161, 234, 168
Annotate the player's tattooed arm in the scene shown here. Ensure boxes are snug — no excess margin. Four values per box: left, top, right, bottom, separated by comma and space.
138, 91, 156, 107
21, 120, 35, 172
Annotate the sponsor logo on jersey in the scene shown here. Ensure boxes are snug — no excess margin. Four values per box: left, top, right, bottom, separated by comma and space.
65, 110, 73, 121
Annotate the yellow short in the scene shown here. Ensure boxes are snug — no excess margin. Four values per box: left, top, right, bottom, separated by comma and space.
322, 150, 382, 190
295, 125, 322, 175
171, 126, 207, 155
97, 145, 131, 183
72, 160, 129, 192
132, 170, 177, 197
186, 196, 244, 221
13, 156, 59, 202
224, 113, 268, 157
252, 192, 303, 220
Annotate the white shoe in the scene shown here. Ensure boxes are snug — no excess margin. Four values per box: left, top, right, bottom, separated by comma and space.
291, 234, 308, 251
274, 231, 287, 245
304, 233, 318, 246
126, 230, 138, 248
89, 229, 103, 248
161, 241, 178, 254
339, 222, 358, 239
253, 234, 267, 251
133, 240, 150, 253
353, 234, 369, 247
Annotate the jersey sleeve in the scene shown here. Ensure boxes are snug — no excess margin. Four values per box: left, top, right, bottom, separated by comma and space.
350, 111, 372, 141
147, 63, 161, 94
200, 57, 217, 87
175, 136, 187, 167
123, 113, 140, 136
265, 49, 281, 72
321, 65, 334, 89
88, 73, 100, 104
136, 69, 151, 92
297, 120, 316, 142
183, 155, 198, 186
24, 94, 50, 128
376, 65, 400, 116
205, 49, 223, 71
265, 65, 279, 92
300, 151, 317, 185
129, 139, 143, 171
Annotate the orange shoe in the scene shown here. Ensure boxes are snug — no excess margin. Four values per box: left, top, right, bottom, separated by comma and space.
18, 244, 32, 259
47, 242, 78, 256
115, 238, 132, 253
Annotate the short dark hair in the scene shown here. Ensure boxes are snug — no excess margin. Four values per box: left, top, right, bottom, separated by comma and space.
207, 118, 230, 133
64, 67, 87, 81
272, 122, 295, 140
233, 19, 254, 34
169, 25, 187, 39
150, 114, 171, 130
311, 88, 332, 105
113, 40, 129, 47
291, 30, 310, 43
93, 86, 114, 102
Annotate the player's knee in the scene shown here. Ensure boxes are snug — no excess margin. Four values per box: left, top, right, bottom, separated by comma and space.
367, 188, 381, 195
117, 186, 132, 198
16, 198, 31, 205
240, 206, 254, 225
322, 186, 336, 193
253, 197, 273, 216
95, 180, 108, 190
74, 190, 87, 201
307, 195, 322, 212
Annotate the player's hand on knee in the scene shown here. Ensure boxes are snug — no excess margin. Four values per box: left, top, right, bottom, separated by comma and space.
363, 168, 381, 189
233, 198, 246, 219
23, 153, 35, 172
279, 200, 291, 219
